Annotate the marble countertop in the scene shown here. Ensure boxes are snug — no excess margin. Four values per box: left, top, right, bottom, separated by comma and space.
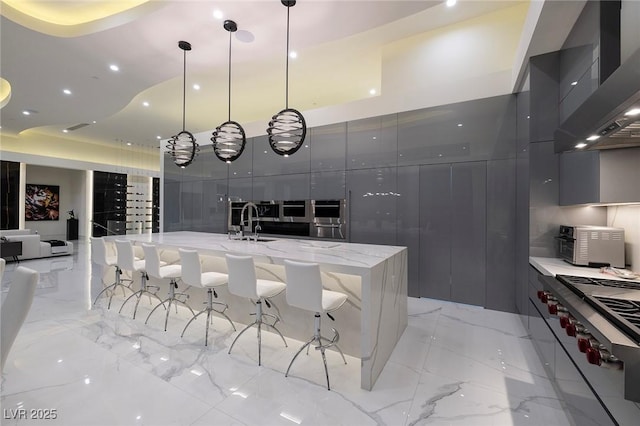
111, 231, 406, 271
530, 257, 640, 282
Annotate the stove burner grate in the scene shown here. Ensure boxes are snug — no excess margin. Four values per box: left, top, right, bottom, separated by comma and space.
591, 296, 640, 345
557, 275, 640, 290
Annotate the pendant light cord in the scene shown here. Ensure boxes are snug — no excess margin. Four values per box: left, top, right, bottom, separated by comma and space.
182, 48, 187, 132
285, 5, 290, 109
228, 29, 232, 122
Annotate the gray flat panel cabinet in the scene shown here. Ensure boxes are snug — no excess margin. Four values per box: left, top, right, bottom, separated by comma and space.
418, 163, 452, 300
227, 177, 253, 202
310, 171, 346, 200
181, 150, 228, 181
486, 159, 516, 312
253, 173, 310, 202
181, 180, 203, 231
346, 114, 397, 170
309, 123, 346, 172
560, 148, 640, 205
202, 180, 227, 233
227, 136, 254, 179
346, 167, 397, 245
163, 155, 183, 183
163, 181, 181, 231
397, 166, 420, 297
529, 52, 560, 143
398, 95, 516, 166
450, 161, 486, 306
252, 135, 311, 177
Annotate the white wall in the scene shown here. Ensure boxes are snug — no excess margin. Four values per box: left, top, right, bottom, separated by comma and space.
24, 165, 87, 239
608, 205, 640, 272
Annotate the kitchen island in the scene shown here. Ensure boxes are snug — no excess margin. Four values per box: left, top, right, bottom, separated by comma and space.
93, 231, 407, 390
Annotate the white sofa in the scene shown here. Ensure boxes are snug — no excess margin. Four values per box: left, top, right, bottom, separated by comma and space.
0, 229, 73, 261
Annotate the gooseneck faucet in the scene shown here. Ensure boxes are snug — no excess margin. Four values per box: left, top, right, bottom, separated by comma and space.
240, 202, 260, 240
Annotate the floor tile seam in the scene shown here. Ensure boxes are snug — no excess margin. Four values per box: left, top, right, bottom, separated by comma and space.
188, 406, 248, 426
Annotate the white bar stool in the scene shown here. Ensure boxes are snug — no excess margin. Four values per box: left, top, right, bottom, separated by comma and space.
283, 259, 348, 390
179, 249, 236, 346
142, 243, 194, 331
116, 239, 165, 319
225, 254, 287, 365
91, 237, 130, 309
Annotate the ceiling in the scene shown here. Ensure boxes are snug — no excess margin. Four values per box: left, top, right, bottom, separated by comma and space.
0, 0, 532, 152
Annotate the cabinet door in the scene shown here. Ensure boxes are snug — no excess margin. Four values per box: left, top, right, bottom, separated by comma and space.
418, 163, 451, 300
451, 161, 486, 306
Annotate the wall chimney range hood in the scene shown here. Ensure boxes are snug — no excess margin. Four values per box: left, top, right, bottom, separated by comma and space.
555, 47, 640, 153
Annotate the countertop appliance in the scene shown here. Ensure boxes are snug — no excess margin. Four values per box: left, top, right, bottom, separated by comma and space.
557, 225, 625, 268
537, 273, 640, 403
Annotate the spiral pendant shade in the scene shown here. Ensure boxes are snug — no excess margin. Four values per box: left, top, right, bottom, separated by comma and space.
267, 0, 306, 156
212, 120, 246, 162
212, 20, 246, 163
167, 130, 199, 168
167, 40, 199, 168
267, 108, 306, 156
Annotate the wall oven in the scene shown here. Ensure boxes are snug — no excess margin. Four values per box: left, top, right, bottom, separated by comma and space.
311, 199, 346, 240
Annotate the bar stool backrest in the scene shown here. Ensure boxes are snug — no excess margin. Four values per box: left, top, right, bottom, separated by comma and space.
284, 260, 323, 313
179, 249, 202, 288
90, 237, 109, 266
225, 254, 258, 299
142, 243, 162, 279
115, 239, 137, 272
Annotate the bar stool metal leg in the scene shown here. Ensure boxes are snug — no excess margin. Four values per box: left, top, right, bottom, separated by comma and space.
145, 279, 195, 331
93, 266, 131, 309
119, 273, 166, 319
181, 288, 236, 346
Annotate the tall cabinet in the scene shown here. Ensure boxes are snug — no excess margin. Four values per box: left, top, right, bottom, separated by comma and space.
419, 162, 487, 305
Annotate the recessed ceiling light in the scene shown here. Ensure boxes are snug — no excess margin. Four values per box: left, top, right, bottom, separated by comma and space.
62, 129, 69, 133
586, 135, 600, 141
625, 108, 640, 116
156, 135, 161, 140
289, 51, 297, 59
22, 110, 31, 115
575, 142, 587, 149
446, 0, 457, 7
369, 88, 376, 95
142, 101, 150, 107
213, 9, 223, 20
92, 120, 97, 124
126, 142, 132, 146
457, 123, 463, 127
109, 64, 119, 72
193, 83, 200, 90
63, 89, 72, 95
571, 81, 578, 86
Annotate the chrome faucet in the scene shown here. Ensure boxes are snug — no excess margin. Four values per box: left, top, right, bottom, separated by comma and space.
240, 202, 260, 241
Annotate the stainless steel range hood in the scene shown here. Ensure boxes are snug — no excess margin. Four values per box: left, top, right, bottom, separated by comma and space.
555, 47, 640, 152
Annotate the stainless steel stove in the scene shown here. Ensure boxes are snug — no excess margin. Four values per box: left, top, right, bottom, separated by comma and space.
537, 273, 640, 403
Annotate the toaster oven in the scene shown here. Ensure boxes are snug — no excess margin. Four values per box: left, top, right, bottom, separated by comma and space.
557, 225, 625, 268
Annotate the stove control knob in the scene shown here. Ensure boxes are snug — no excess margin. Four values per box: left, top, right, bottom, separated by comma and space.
566, 323, 578, 337
560, 316, 572, 329
586, 347, 602, 366
537, 290, 545, 300
577, 336, 597, 353
548, 302, 558, 315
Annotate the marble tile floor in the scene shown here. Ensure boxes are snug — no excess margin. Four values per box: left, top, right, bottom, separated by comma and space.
1, 241, 574, 425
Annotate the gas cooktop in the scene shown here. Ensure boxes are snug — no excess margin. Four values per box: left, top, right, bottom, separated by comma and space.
556, 275, 640, 345
556, 275, 640, 290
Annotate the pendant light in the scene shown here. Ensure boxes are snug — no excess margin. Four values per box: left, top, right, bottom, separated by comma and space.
166, 40, 199, 168
266, 0, 306, 156
211, 20, 246, 163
